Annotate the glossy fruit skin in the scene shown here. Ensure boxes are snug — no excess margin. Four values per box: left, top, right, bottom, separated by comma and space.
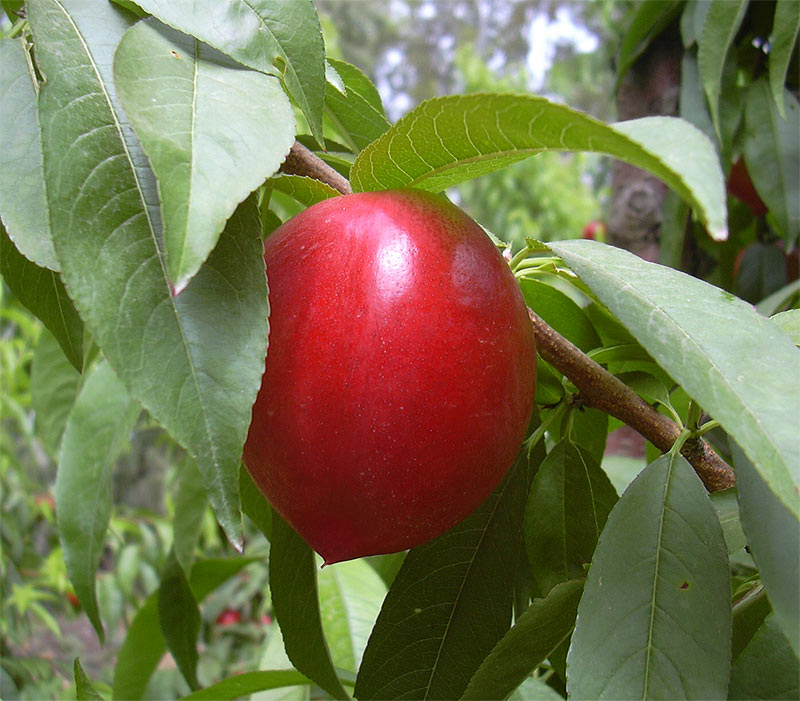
243, 189, 536, 564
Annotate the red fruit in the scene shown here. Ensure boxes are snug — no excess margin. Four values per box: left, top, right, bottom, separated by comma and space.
727, 158, 767, 216
216, 609, 242, 626
244, 190, 536, 564
582, 220, 607, 242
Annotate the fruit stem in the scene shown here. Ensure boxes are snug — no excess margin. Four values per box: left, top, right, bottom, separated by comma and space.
528, 308, 736, 492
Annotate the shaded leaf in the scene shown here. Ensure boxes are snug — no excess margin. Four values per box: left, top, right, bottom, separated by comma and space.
182, 671, 313, 701
525, 441, 617, 596
350, 94, 727, 240
0, 38, 56, 270
550, 239, 800, 520
29, 0, 270, 547
73, 659, 103, 700
269, 513, 349, 700
240, 466, 272, 542
173, 457, 208, 575
0, 225, 83, 369
114, 18, 294, 290
269, 174, 341, 208
56, 361, 140, 643
355, 451, 532, 700
134, 0, 325, 144
769, 0, 800, 119
567, 453, 731, 699
731, 585, 772, 663
734, 444, 800, 656
709, 487, 747, 555
159, 549, 200, 690
462, 579, 584, 701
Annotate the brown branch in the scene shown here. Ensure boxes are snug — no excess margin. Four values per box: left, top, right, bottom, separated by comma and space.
279, 141, 352, 195
529, 308, 735, 492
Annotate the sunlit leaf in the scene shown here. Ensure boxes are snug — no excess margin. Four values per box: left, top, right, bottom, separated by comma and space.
73, 659, 104, 700
269, 174, 341, 208
182, 671, 313, 701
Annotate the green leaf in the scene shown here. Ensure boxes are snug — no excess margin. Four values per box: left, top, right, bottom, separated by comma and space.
462, 580, 584, 701
0, 38, 57, 270
615, 0, 683, 90
525, 441, 617, 597
56, 360, 140, 643
733, 444, 800, 656
678, 52, 716, 149
114, 18, 294, 291
324, 58, 390, 152
159, 549, 200, 690
731, 585, 772, 663
354, 451, 532, 700
756, 278, 800, 316
269, 513, 349, 700
549, 239, 800, 520
29, 0, 270, 548
73, 658, 104, 700
350, 94, 727, 241
113, 557, 256, 700
616, 371, 673, 410
269, 174, 341, 208
31, 329, 81, 458
771, 309, 800, 346
181, 671, 313, 701
769, 0, 800, 119
0, 225, 83, 369
134, 0, 325, 145
728, 615, 800, 699
698, 0, 748, 135
173, 457, 208, 575
240, 465, 272, 541
567, 453, 731, 699
255, 625, 312, 701
743, 82, 800, 245
318, 559, 387, 673
709, 487, 747, 555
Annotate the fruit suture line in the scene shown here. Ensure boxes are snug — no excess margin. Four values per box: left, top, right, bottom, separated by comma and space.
281, 140, 737, 494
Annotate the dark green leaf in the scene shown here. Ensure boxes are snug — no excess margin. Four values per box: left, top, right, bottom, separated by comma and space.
550, 240, 800, 521
181, 671, 313, 700
269, 513, 349, 700
269, 174, 341, 208
709, 487, 747, 554
173, 457, 208, 575
350, 94, 727, 241
678, 52, 716, 150
56, 360, 140, 643
355, 451, 532, 700
698, 0, 748, 135
743, 82, 800, 245
134, 0, 325, 144
73, 659, 103, 700
325, 58, 390, 152
731, 585, 771, 662
114, 18, 295, 290
113, 557, 256, 700
769, 0, 800, 119
0, 38, 56, 270
728, 615, 800, 699
240, 465, 272, 542
29, 0, 270, 547
365, 552, 407, 589
31, 329, 81, 457
159, 549, 200, 690
525, 441, 617, 596
734, 444, 800, 656
462, 580, 584, 701
0, 225, 83, 369
567, 453, 731, 699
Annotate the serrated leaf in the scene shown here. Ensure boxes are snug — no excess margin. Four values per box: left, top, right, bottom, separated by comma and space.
31, 328, 81, 457
350, 94, 727, 240
318, 559, 387, 673
134, 0, 324, 144
182, 671, 313, 701
462, 580, 584, 701
113, 557, 256, 700
73, 659, 103, 700
769, 0, 800, 119
56, 360, 140, 643
159, 549, 200, 690
354, 451, 531, 700
324, 58, 390, 152
733, 444, 800, 656
771, 309, 800, 346
743, 81, 800, 245
728, 615, 800, 699
0, 38, 57, 270
567, 453, 731, 699
698, 0, 748, 135
525, 441, 617, 596
0, 225, 83, 369
269, 174, 341, 208
29, 0, 270, 549
114, 18, 294, 291
173, 456, 208, 575
549, 239, 800, 520
269, 513, 349, 700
